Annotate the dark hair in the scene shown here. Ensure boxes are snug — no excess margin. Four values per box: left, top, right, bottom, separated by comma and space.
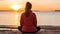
26, 2, 32, 10
25, 2, 32, 17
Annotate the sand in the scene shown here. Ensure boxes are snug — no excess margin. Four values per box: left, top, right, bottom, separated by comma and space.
0, 29, 60, 34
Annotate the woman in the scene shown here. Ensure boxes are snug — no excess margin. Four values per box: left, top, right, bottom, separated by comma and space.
18, 2, 40, 33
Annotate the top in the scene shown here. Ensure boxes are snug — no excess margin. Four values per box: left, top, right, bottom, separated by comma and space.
20, 11, 37, 32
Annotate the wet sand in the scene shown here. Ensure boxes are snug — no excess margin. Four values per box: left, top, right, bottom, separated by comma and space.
0, 26, 60, 34
0, 29, 60, 34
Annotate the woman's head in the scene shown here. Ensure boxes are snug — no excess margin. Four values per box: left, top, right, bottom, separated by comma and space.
25, 2, 32, 11
25, 2, 32, 17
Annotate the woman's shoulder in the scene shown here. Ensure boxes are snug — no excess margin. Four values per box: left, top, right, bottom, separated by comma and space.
21, 12, 25, 14
32, 12, 36, 16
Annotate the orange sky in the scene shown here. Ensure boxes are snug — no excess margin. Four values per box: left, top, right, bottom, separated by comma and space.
0, 0, 60, 11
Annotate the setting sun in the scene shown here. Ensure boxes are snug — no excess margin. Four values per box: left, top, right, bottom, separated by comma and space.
11, 5, 23, 10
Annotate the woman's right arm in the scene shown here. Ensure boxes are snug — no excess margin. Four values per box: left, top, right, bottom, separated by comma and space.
33, 13, 37, 27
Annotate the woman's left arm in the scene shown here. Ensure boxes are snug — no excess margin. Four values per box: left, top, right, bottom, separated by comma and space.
20, 14, 23, 26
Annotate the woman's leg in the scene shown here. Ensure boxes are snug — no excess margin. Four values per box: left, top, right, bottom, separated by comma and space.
18, 26, 22, 32
36, 26, 41, 32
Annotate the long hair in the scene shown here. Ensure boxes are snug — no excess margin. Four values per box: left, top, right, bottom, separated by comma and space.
25, 2, 32, 17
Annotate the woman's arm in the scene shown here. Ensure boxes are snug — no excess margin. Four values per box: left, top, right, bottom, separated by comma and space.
20, 14, 23, 26
33, 13, 37, 27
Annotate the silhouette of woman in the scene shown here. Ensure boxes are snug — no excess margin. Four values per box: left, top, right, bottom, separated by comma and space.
18, 2, 40, 33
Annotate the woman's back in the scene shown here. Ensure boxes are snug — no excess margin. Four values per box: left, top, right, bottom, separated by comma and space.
20, 11, 37, 32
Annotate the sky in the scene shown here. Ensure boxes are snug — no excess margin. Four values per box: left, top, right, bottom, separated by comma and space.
0, 0, 60, 11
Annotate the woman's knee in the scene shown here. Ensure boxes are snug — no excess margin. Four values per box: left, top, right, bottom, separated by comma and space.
18, 26, 22, 31
36, 27, 41, 31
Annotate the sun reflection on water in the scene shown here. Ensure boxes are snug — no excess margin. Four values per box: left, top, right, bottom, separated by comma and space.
14, 14, 19, 27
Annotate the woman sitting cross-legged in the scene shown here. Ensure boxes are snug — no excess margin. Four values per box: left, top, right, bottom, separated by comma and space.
18, 2, 40, 33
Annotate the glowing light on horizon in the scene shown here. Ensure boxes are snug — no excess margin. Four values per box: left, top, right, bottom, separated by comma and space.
11, 5, 23, 10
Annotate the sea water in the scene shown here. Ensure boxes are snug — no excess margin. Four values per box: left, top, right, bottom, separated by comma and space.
0, 10, 60, 26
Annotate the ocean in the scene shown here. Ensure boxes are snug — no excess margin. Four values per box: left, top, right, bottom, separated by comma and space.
0, 10, 60, 26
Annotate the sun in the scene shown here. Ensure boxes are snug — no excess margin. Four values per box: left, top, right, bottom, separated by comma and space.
11, 5, 23, 10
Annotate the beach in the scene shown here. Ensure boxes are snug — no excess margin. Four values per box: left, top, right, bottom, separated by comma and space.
0, 29, 60, 34
0, 26, 60, 34
0, 0, 60, 34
